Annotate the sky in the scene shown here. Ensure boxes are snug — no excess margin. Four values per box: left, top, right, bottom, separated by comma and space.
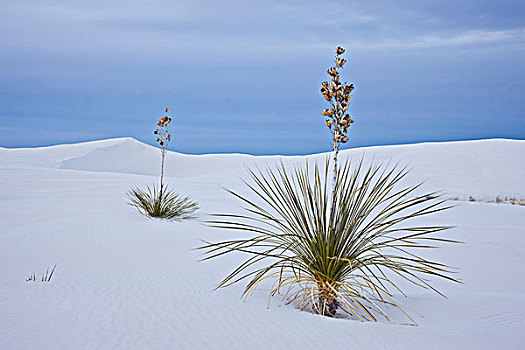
1, 0, 524, 154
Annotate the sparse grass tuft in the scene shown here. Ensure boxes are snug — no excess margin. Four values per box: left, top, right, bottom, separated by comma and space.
127, 183, 198, 221
27, 264, 57, 282
454, 196, 525, 206
200, 159, 459, 324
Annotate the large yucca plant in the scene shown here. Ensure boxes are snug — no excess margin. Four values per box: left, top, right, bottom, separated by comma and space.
200, 158, 458, 323
127, 183, 198, 221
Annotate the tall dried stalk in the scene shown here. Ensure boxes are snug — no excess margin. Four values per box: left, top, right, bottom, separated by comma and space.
154, 107, 172, 196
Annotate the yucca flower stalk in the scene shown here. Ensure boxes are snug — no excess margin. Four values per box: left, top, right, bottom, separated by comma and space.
154, 107, 172, 196
201, 159, 458, 322
321, 46, 354, 200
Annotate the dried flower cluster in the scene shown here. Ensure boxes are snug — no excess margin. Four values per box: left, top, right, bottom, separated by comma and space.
321, 46, 354, 148
154, 107, 172, 148
321, 46, 354, 197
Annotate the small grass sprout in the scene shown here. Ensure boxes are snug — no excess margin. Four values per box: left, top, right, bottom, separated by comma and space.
26, 263, 57, 282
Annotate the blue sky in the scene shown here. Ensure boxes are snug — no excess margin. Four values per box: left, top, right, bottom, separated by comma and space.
1, 0, 524, 154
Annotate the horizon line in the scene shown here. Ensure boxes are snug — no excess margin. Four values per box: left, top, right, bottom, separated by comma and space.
2, 136, 523, 157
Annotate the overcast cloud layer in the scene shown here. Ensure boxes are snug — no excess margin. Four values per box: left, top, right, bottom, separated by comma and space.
1, 0, 524, 154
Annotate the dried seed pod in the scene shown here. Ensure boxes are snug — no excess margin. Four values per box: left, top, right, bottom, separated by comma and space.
337, 58, 347, 67
326, 120, 332, 128
341, 136, 349, 143
327, 67, 337, 76
344, 114, 354, 123
321, 81, 329, 88
322, 109, 331, 116
336, 46, 345, 55
344, 84, 354, 94
165, 107, 168, 112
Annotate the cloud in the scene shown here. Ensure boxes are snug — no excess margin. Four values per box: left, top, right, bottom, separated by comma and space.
352, 28, 525, 50
3, 0, 524, 61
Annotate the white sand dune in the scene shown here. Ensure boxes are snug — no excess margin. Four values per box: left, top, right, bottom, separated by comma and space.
1, 138, 524, 349
4, 137, 523, 199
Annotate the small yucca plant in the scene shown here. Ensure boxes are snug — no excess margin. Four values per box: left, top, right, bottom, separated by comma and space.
201, 160, 458, 323
127, 107, 198, 220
